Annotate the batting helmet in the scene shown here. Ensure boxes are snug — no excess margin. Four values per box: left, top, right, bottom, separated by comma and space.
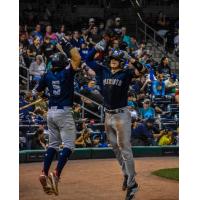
51, 52, 69, 70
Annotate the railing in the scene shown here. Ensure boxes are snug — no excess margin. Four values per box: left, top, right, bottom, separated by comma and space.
74, 92, 104, 123
129, 0, 179, 73
19, 55, 30, 91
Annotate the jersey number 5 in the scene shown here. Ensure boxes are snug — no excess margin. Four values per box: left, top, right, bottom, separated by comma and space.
52, 81, 61, 96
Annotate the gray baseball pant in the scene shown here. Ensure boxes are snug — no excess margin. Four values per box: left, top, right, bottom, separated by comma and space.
47, 107, 76, 151
105, 108, 136, 188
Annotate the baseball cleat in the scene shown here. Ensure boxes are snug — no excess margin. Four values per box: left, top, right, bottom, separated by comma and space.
125, 182, 139, 200
122, 175, 128, 191
39, 174, 54, 195
49, 172, 59, 196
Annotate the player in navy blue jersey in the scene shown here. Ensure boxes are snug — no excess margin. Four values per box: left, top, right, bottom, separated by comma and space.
32, 40, 81, 196
86, 40, 146, 200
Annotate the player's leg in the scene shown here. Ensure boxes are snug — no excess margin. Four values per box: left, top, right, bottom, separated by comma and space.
39, 110, 61, 195
105, 113, 127, 179
49, 108, 76, 195
113, 110, 138, 199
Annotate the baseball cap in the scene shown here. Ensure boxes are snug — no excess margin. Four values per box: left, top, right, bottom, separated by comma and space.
143, 99, 151, 104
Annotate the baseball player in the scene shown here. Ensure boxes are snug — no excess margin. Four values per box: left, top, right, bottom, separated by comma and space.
32, 40, 81, 196
86, 41, 146, 200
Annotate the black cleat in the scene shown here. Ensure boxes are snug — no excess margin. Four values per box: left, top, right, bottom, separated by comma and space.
122, 175, 128, 191
125, 182, 139, 200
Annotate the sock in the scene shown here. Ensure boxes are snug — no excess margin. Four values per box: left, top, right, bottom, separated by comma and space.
56, 147, 72, 178
43, 147, 57, 176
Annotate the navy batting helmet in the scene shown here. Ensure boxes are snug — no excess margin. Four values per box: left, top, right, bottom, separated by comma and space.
110, 50, 125, 62
51, 52, 69, 69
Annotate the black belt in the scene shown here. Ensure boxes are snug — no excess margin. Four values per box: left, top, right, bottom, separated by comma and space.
105, 107, 126, 114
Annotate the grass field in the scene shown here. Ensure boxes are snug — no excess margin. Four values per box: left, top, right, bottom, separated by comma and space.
152, 168, 179, 181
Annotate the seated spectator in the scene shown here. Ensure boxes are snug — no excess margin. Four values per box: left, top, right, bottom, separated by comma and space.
157, 56, 171, 75
30, 125, 47, 150
152, 74, 166, 96
29, 55, 46, 82
139, 99, 155, 119
165, 74, 178, 95
158, 129, 174, 146
75, 128, 92, 148
131, 118, 157, 146
128, 104, 138, 119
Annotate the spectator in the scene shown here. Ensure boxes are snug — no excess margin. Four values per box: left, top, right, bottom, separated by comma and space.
130, 36, 139, 51
113, 17, 122, 35
19, 33, 30, 50
64, 31, 72, 41
29, 55, 46, 82
30, 126, 47, 149
31, 24, 43, 43
41, 36, 55, 66
112, 39, 120, 50
75, 128, 92, 148
139, 99, 155, 119
121, 26, 132, 48
45, 25, 57, 44
152, 74, 166, 96
71, 31, 82, 49
27, 36, 42, 61
157, 56, 171, 75
158, 129, 174, 146
80, 42, 90, 61
56, 24, 66, 40
165, 74, 178, 95
131, 118, 157, 146
80, 27, 90, 46
89, 26, 101, 47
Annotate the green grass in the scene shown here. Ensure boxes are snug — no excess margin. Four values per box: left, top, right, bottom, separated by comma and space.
152, 168, 179, 181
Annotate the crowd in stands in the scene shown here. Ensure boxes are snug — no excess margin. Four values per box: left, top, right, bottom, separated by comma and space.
19, 15, 179, 150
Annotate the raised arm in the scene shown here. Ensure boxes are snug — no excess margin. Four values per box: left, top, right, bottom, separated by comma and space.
57, 38, 81, 71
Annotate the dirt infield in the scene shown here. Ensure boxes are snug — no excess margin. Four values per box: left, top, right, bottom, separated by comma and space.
19, 157, 179, 200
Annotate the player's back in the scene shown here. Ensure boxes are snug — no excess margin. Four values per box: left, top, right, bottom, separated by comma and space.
41, 65, 75, 108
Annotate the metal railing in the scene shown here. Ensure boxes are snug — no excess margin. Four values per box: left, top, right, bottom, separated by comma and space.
74, 92, 104, 123
19, 55, 30, 91
129, 0, 179, 73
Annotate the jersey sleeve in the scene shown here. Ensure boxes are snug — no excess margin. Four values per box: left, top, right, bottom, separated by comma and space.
85, 48, 103, 72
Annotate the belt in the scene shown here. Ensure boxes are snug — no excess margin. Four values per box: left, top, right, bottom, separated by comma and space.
105, 107, 126, 114
49, 106, 71, 110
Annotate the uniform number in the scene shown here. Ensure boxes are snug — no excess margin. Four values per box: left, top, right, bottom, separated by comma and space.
52, 81, 61, 96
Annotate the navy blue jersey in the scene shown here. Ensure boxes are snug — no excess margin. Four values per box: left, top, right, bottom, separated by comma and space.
36, 64, 75, 108
86, 48, 134, 110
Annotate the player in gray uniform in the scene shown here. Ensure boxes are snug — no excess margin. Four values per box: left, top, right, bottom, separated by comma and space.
86, 41, 146, 200
33, 40, 81, 196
